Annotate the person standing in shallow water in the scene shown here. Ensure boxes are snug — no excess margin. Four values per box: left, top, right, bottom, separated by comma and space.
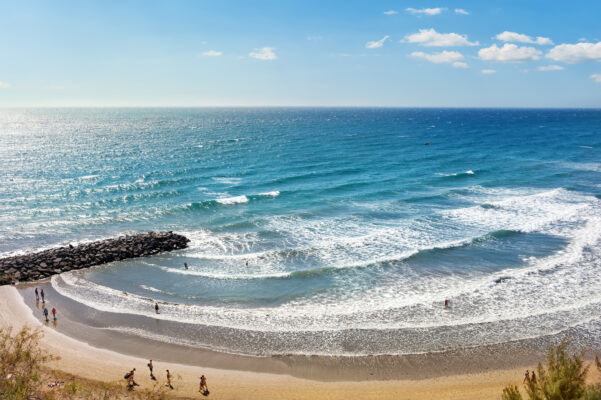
35, 288, 39, 301
184, 262, 188, 270
40, 288, 45, 302
43, 307, 49, 322
155, 303, 159, 314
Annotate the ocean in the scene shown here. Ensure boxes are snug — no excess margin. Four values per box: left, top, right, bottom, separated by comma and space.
1, 108, 601, 356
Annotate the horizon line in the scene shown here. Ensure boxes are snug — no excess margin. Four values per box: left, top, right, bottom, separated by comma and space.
1, 105, 600, 110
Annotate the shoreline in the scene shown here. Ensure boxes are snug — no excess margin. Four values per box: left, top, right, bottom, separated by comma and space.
20, 281, 553, 382
0, 284, 539, 399
4, 283, 601, 399
20, 278, 601, 382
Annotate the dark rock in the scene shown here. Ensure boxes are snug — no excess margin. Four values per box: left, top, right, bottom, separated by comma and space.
0, 232, 190, 284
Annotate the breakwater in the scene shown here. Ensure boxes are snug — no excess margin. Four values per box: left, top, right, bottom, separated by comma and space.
0, 232, 189, 284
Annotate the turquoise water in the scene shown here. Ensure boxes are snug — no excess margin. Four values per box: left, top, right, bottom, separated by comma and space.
2, 108, 601, 355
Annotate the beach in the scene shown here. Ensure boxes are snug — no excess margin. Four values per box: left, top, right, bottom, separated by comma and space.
0, 284, 548, 400
2, 108, 601, 399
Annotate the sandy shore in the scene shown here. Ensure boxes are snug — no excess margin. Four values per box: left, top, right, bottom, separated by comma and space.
0, 284, 548, 399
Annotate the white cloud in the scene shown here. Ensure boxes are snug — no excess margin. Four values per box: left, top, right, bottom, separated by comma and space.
495, 31, 553, 45
202, 50, 222, 57
249, 47, 277, 60
383, 10, 398, 15
591, 74, 601, 83
546, 42, 601, 63
366, 35, 390, 49
455, 8, 469, 15
404, 28, 479, 47
0, 82, 10, 88
406, 7, 444, 16
452, 61, 469, 68
410, 50, 464, 63
481, 69, 496, 74
478, 44, 541, 62
537, 65, 564, 71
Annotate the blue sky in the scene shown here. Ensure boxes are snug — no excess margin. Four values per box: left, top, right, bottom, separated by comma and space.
1, 1, 600, 107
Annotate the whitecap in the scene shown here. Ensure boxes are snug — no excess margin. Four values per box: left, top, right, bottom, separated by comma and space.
215, 195, 248, 205
258, 191, 280, 197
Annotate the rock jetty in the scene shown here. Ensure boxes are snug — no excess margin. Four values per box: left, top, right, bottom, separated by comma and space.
0, 232, 189, 285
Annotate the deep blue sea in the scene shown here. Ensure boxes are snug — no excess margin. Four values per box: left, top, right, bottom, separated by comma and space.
1, 108, 601, 356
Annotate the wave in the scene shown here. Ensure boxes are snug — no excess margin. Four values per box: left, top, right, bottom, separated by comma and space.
51, 221, 601, 333
169, 190, 282, 212
437, 170, 477, 180
157, 229, 522, 282
138, 284, 166, 293
215, 195, 248, 205
257, 191, 280, 197
159, 266, 291, 280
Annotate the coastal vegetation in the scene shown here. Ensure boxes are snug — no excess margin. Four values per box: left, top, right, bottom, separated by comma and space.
0, 327, 174, 400
502, 340, 601, 400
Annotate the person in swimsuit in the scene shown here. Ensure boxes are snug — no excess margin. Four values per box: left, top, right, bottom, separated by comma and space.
199, 375, 208, 393
165, 369, 173, 389
184, 262, 188, 270
125, 368, 139, 389
155, 303, 159, 314
148, 360, 156, 380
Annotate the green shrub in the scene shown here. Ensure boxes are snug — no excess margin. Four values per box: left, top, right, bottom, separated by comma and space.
501, 339, 601, 400
0, 326, 57, 400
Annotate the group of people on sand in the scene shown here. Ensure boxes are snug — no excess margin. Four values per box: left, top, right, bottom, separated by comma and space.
125, 360, 209, 396
523, 369, 537, 384
35, 288, 57, 323
34, 286, 210, 396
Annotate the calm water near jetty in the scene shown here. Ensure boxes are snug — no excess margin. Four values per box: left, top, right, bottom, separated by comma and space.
2, 108, 601, 356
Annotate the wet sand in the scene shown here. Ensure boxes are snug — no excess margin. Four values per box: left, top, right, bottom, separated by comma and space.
3, 283, 601, 399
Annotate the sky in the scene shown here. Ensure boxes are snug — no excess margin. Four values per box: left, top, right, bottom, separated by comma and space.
0, 1, 600, 107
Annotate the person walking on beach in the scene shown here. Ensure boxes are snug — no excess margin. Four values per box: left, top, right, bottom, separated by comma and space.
35, 288, 39, 301
43, 307, 49, 322
199, 375, 208, 394
148, 360, 156, 380
40, 288, 45, 302
125, 368, 139, 389
155, 303, 159, 314
530, 370, 536, 384
523, 370, 530, 384
165, 369, 173, 390
51, 307, 57, 320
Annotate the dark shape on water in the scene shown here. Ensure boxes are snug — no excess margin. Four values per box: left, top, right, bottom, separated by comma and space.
494, 276, 512, 284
